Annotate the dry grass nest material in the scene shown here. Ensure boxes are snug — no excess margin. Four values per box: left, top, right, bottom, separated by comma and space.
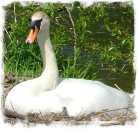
4, 107, 136, 126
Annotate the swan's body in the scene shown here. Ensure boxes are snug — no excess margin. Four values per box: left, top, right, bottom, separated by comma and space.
5, 11, 132, 117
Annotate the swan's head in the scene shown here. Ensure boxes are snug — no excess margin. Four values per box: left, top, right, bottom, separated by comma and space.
26, 11, 50, 44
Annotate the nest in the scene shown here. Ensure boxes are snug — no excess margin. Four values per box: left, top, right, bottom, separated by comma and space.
3, 107, 136, 126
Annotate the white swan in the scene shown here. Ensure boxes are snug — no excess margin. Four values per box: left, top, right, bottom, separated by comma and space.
5, 11, 132, 117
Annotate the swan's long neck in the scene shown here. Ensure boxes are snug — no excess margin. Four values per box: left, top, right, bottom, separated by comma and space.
37, 32, 59, 90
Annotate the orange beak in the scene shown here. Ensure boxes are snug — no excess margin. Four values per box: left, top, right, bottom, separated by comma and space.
26, 27, 39, 44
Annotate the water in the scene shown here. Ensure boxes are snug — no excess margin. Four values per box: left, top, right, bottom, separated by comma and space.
61, 45, 134, 93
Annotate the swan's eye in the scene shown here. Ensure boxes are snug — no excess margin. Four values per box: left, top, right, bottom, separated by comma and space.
30, 19, 42, 30
35, 19, 42, 28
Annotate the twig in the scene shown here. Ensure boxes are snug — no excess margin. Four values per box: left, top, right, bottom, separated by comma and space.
4, 108, 25, 119
64, 5, 77, 65
39, 111, 45, 121
65, 6, 77, 48
114, 83, 123, 91
4, 102, 25, 119
4, 28, 12, 41
100, 107, 133, 113
101, 121, 125, 126
13, 3, 17, 23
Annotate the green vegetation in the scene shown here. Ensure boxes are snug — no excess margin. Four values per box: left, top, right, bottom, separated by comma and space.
4, 2, 134, 92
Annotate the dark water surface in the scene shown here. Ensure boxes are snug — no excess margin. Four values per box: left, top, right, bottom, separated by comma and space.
61, 46, 134, 93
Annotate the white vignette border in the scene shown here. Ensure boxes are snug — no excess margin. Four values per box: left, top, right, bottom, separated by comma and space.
0, 0, 140, 129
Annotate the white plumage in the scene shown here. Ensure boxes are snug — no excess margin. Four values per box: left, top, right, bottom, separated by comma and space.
5, 11, 132, 117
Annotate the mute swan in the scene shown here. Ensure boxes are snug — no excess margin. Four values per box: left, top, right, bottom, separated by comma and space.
5, 11, 132, 117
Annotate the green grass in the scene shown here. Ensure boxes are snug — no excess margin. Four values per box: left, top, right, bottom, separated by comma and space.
4, 2, 134, 92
